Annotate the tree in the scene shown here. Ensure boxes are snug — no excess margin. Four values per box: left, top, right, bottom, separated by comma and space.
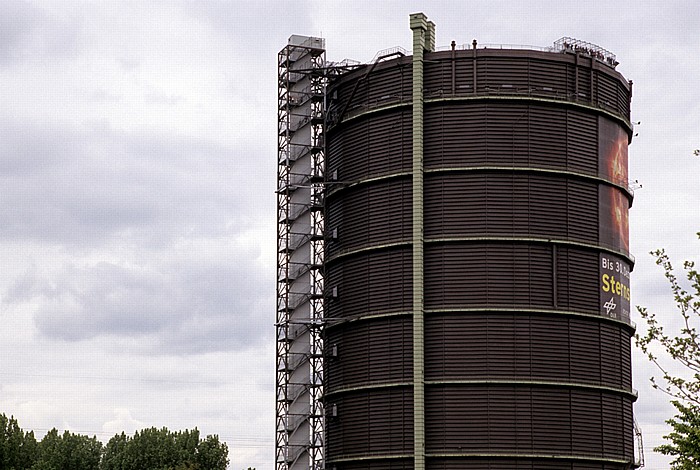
635, 233, 700, 405
32, 428, 102, 470
194, 435, 228, 470
0, 413, 38, 470
655, 401, 700, 469
100, 427, 228, 470
636, 232, 700, 467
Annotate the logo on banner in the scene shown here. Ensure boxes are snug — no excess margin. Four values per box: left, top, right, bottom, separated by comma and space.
603, 297, 617, 315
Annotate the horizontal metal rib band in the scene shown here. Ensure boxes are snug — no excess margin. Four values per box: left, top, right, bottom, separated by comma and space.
426, 380, 636, 399
424, 458, 630, 470
426, 236, 633, 265
424, 166, 633, 202
325, 172, 411, 198
326, 452, 630, 470
425, 307, 634, 331
326, 454, 413, 464
325, 236, 633, 266
325, 242, 412, 265
325, 382, 412, 398
324, 307, 635, 331
426, 453, 630, 464
327, 454, 631, 468
323, 379, 635, 400
326, 166, 632, 204
324, 379, 639, 401
329, 95, 631, 133
325, 311, 412, 328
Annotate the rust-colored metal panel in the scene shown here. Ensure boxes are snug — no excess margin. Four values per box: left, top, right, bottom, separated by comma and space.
424, 102, 605, 175
327, 109, 412, 183
425, 385, 634, 457
425, 313, 633, 390
424, 243, 554, 309
325, 247, 412, 319
334, 460, 414, 470
425, 173, 599, 242
327, 177, 411, 256
325, 316, 412, 392
326, 388, 414, 459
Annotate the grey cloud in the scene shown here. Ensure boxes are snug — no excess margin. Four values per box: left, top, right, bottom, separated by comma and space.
176, 0, 315, 48
0, 1, 80, 62
0, 1, 34, 61
25, 253, 271, 354
0, 122, 265, 247
3, 264, 50, 304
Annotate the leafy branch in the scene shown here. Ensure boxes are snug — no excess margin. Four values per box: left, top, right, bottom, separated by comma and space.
635, 232, 700, 406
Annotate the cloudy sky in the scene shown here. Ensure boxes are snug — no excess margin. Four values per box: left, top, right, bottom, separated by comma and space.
0, 1, 698, 469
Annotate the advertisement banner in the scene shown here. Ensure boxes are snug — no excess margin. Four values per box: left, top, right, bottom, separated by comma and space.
599, 185, 630, 253
599, 253, 630, 322
598, 117, 630, 254
598, 116, 628, 186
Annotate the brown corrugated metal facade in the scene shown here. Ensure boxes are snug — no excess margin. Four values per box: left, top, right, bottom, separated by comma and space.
324, 46, 635, 469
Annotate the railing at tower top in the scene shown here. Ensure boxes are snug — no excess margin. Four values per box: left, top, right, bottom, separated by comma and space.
434, 37, 619, 68
435, 42, 556, 53
370, 46, 409, 64
554, 36, 618, 66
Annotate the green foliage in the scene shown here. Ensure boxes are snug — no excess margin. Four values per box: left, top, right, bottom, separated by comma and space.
635, 232, 700, 405
0, 413, 38, 470
100, 427, 228, 470
31, 428, 102, 470
0, 415, 230, 470
636, 232, 700, 467
656, 401, 700, 469
195, 435, 229, 470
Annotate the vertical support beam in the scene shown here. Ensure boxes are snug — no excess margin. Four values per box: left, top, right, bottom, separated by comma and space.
409, 12, 427, 470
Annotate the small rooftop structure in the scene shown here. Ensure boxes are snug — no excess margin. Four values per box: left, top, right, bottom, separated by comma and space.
555, 36, 619, 67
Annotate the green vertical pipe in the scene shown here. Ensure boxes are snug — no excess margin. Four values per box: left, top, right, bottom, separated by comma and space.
409, 12, 427, 470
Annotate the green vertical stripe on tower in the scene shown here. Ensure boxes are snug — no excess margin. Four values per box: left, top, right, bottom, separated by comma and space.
409, 12, 427, 470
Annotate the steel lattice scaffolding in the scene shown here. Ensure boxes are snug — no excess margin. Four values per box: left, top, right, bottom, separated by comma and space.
276, 35, 326, 470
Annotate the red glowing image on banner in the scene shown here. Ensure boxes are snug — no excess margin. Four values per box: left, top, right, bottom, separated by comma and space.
599, 118, 630, 253
611, 189, 629, 252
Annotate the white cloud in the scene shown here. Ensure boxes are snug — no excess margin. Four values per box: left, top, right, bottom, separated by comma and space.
102, 408, 146, 437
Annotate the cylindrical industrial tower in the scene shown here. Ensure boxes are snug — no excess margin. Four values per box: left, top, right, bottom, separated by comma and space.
322, 14, 636, 470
